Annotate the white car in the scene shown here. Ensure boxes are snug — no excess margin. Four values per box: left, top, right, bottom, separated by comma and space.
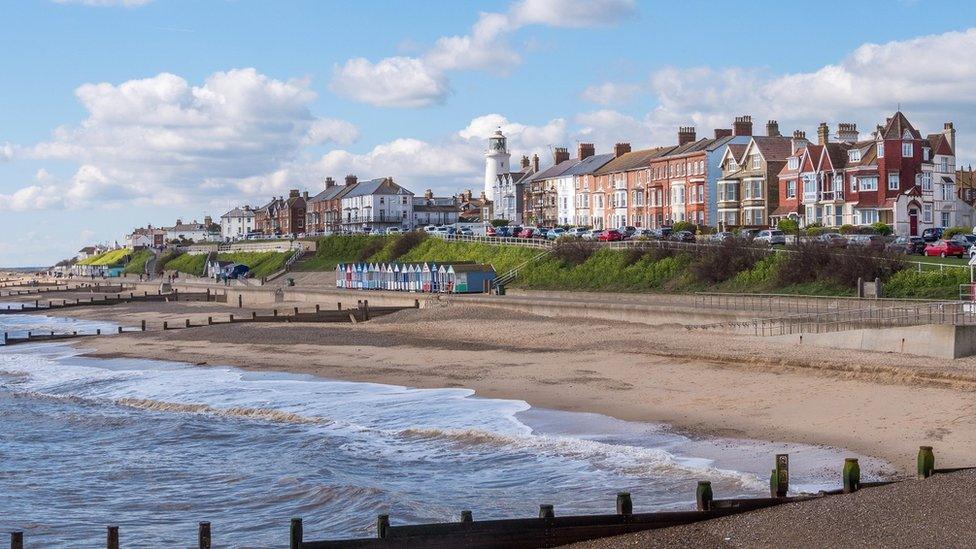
581, 230, 600, 241
386, 227, 402, 235
755, 229, 786, 245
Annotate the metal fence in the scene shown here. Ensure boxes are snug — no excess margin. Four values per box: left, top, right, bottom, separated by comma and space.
692, 292, 941, 315
749, 300, 976, 336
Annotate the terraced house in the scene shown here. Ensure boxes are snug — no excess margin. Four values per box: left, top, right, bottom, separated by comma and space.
523, 147, 573, 226
715, 124, 793, 229
774, 112, 968, 236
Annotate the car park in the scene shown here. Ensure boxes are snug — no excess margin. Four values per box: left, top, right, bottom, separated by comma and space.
546, 228, 566, 240
597, 229, 623, 242
924, 239, 966, 258
887, 236, 926, 255
755, 229, 786, 245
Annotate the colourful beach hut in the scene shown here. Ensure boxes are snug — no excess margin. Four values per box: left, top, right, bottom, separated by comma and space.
354, 263, 364, 289
449, 264, 496, 293
437, 265, 449, 293
335, 264, 344, 288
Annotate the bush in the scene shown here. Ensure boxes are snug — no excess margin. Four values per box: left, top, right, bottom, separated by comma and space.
777, 218, 799, 235
690, 238, 767, 284
490, 219, 510, 227
122, 250, 153, 274
943, 226, 971, 239
856, 226, 879, 235
387, 231, 427, 260
357, 238, 387, 262
886, 268, 968, 299
776, 240, 905, 289
671, 221, 693, 233
839, 224, 856, 235
551, 239, 598, 266
871, 222, 893, 236
805, 227, 827, 237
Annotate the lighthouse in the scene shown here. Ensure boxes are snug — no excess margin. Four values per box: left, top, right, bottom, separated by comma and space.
484, 129, 510, 203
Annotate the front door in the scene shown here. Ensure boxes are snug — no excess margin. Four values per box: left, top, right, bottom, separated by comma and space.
909, 209, 919, 236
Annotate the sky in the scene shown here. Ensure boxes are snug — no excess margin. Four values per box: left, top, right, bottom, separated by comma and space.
2, 0, 976, 266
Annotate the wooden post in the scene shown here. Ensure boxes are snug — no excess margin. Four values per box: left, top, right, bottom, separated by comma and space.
414, 299, 420, 308
293, 307, 299, 316
2, 332, 6, 345
107, 526, 119, 549
315, 304, 320, 313
252, 311, 257, 320
238, 294, 243, 308
376, 515, 390, 539
337, 302, 342, 310
774, 453, 789, 497
918, 446, 935, 479
696, 481, 713, 511
273, 309, 278, 317
207, 317, 213, 325
185, 319, 191, 328
616, 492, 633, 515
163, 321, 168, 330
141, 320, 146, 331
198, 521, 211, 549
538, 504, 555, 519
363, 300, 370, 321
96, 329, 101, 335
117, 327, 123, 334
289, 518, 303, 549
842, 458, 860, 493
229, 314, 235, 322
460, 510, 473, 523
10, 532, 23, 549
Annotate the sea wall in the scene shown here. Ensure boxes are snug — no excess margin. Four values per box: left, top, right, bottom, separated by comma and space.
770, 324, 976, 359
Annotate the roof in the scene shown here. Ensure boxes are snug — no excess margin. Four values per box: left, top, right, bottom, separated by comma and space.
167, 222, 216, 232
523, 159, 579, 183
880, 111, 921, 140
308, 183, 351, 203
725, 144, 747, 163
594, 146, 674, 175
822, 142, 852, 171
78, 246, 96, 253
562, 153, 615, 176
751, 136, 793, 161
927, 133, 955, 156
414, 204, 460, 213
957, 168, 976, 189
342, 178, 414, 199
221, 206, 254, 218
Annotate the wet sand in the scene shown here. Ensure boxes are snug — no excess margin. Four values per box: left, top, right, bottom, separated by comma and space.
32, 298, 976, 477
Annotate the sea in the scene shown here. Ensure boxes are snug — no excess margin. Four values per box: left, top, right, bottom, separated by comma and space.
0, 313, 883, 547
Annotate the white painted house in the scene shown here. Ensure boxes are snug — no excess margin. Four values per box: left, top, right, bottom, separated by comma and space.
340, 178, 415, 233
220, 206, 256, 241
164, 217, 221, 243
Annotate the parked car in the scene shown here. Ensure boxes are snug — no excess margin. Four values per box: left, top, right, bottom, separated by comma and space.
517, 227, 535, 238
925, 239, 966, 258
921, 227, 944, 243
848, 234, 885, 249
486, 225, 497, 236
632, 228, 655, 239
617, 226, 637, 239
949, 233, 976, 252
816, 233, 848, 248
755, 229, 786, 245
547, 228, 566, 240
564, 227, 587, 238
581, 230, 600, 241
423, 225, 438, 232
711, 231, 734, 242
738, 228, 762, 240
385, 227, 401, 235
458, 227, 474, 236
887, 236, 926, 255
651, 227, 673, 240
597, 229, 624, 242
671, 230, 696, 243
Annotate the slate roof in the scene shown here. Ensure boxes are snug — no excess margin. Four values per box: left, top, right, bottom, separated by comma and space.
308, 184, 351, 203
523, 159, 579, 183
562, 153, 615, 176
880, 111, 921, 140
342, 178, 414, 199
220, 206, 254, 218
751, 136, 793, 161
594, 146, 674, 175
725, 144, 747, 163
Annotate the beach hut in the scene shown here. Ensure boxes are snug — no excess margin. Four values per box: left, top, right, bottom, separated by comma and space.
437, 265, 450, 293
335, 264, 344, 288
354, 263, 364, 289
421, 263, 433, 292
450, 264, 496, 293
385, 263, 394, 291
345, 263, 353, 288
408, 264, 419, 291
392, 264, 401, 291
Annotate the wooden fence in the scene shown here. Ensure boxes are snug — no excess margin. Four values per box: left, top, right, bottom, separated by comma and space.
0, 290, 222, 315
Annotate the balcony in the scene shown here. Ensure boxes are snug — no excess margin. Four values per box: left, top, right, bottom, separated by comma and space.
819, 190, 845, 202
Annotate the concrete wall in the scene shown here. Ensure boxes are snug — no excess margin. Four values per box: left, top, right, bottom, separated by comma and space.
770, 324, 976, 359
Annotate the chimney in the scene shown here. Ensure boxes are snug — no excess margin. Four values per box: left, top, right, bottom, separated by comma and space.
243, 205, 250, 211
791, 130, 809, 154
325, 177, 335, 189
289, 189, 300, 198
678, 127, 696, 146
577, 142, 595, 160
521, 155, 530, 169
837, 123, 858, 143
817, 122, 829, 145
714, 128, 733, 139
766, 120, 781, 137
532, 154, 540, 172
345, 174, 358, 186
479, 191, 487, 201
732, 116, 753, 136
302, 191, 309, 200
424, 189, 433, 200
553, 147, 570, 164
176, 219, 183, 226
945, 122, 956, 154
614, 143, 631, 158
204, 216, 212, 226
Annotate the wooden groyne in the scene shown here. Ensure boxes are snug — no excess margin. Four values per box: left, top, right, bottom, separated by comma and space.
0, 282, 135, 298
0, 289, 222, 315
1, 300, 417, 347
6, 448, 965, 549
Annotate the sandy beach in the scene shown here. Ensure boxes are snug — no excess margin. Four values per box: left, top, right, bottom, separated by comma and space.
22, 294, 974, 477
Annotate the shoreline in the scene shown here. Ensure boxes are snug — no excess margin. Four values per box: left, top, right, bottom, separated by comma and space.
25, 297, 974, 475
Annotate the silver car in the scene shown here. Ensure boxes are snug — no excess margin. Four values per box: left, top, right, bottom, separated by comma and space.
755, 229, 786, 245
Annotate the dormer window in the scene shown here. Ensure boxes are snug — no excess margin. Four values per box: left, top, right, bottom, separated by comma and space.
752, 155, 761, 170
788, 157, 799, 170
848, 149, 861, 162
923, 147, 930, 161
902, 142, 913, 157
877, 143, 885, 158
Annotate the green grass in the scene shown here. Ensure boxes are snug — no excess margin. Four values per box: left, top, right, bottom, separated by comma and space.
77, 248, 132, 266
162, 253, 208, 276
162, 251, 291, 278
294, 235, 394, 271
122, 249, 153, 274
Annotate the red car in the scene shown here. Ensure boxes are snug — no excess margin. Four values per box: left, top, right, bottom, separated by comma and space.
597, 229, 623, 242
486, 226, 497, 236
517, 227, 536, 238
923, 240, 966, 258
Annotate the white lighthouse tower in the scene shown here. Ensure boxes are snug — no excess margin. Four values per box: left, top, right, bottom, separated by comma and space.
484, 128, 510, 203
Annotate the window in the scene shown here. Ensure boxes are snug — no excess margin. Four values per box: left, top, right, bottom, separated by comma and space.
858, 177, 878, 191
786, 181, 796, 199
920, 172, 932, 192
888, 173, 900, 190
902, 142, 913, 157
788, 157, 799, 170
942, 183, 955, 202
752, 155, 761, 170
923, 204, 933, 223
877, 142, 885, 158
923, 147, 930, 161
848, 149, 861, 162
941, 211, 951, 228
856, 209, 879, 225
728, 160, 737, 171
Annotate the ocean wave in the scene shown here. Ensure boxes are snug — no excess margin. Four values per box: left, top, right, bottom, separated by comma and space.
398, 427, 764, 489
116, 398, 332, 426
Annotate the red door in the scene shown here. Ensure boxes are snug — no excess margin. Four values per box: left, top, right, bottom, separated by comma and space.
909, 209, 918, 236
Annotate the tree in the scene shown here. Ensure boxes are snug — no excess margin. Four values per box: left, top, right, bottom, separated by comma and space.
870, 222, 893, 236
943, 226, 970, 239
490, 219, 510, 227
776, 218, 799, 235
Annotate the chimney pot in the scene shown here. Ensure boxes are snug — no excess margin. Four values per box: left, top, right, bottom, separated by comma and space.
732, 115, 753, 137
678, 127, 696, 146
325, 177, 335, 188
521, 155, 530, 169
345, 174, 358, 186
532, 154, 540, 172
766, 120, 781, 137
553, 147, 570, 164
714, 129, 732, 139
577, 142, 595, 160
613, 143, 631, 158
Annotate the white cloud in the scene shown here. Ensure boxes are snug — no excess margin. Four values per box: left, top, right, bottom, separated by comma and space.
330, 57, 450, 108
2, 68, 358, 211
511, 0, 637, 27
0, 142, 13, 161
52, 0, 153, 6
580, 82, 641, 105
330, 0, 636, 108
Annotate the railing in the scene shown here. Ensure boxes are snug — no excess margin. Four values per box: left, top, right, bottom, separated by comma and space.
434, 234, 554, 249
746, 300, 974, 336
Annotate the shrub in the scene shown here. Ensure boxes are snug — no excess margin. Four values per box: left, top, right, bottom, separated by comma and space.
886, 267, 968, 299
672, 221, 693, 233
386, 231, 427, 261
357, 238, 387, 262
777, 218, 799, 235
123, 250, 153, 274
776, 240, 905, 289
839, 224, 856, 235
871, 222, 893, 236
943, 226, 971, 239
551, 239, 598, 266
805, 227, 827, 237
856, 226, 879, 235
690, 238, 767, 283
490, 219, 510, 227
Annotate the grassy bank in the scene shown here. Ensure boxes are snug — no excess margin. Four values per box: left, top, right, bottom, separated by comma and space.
160, 251, 291, 278
77, 248, 131, 267
122, 250, 153, 275
292, 234, 957, 299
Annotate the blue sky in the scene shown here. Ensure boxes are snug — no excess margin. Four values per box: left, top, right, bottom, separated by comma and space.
2, 0, 975, 266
